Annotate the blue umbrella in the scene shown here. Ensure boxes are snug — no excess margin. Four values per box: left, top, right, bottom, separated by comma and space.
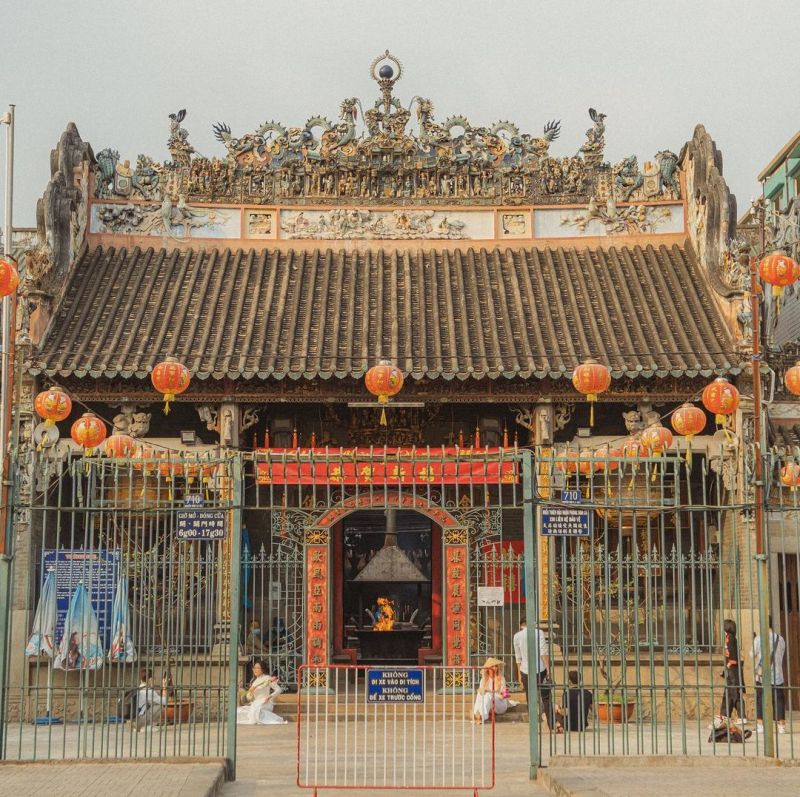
26, 569, 57, 658
109, 574, 136, 663
54, 583, 103, 671
241, 527, 253, 610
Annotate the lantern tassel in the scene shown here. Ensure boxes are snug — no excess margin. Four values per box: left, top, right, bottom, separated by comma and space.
380, 407, 387, 426
163, 394, 174, 415
685, 438, 693, 468
378, 394, 388, 426
589, 400, 595, 428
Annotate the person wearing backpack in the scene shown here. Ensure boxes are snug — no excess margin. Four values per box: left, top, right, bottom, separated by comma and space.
750, 616, 787, 735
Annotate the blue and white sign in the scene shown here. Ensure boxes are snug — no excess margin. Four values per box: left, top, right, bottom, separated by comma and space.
560, 489, 582, 505
42, 549, 120, 647
540, 507, 592, 537
366, 668, 425, 704
176, 508, 227, 541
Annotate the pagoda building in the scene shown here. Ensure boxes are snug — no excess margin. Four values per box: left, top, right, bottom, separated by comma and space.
11, 53, 746, 690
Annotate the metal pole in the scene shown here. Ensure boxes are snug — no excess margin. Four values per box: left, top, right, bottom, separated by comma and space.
750, 251, 775, 757
1, 105, 13, 494
226, 456, 243, 779
0, 104, 13, 759
522, 449, 540, 779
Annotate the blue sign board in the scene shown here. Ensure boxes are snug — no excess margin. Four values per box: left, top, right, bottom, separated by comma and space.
561, 489, 582, 505
366, 668, 425, 704
176, 509, 227, 541
540, 507, 592, 537
42, 549, 119, 648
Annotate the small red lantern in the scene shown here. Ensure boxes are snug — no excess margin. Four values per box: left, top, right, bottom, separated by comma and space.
34, 388, 72, 427
102, 433, 135, 459
702, 377, 740, 426
785, 361, 800, 396
70, 412, 107, 455
365, 360, 404, 426
641, 424, 673, 454
671, 402, 707, 465
132, 442, 157, 474
759, 252, 798, 300
572, 358, 611, 427
780, 463, 800, 492
0, 255, 20, 297
594, 445, 620, 474
151, 356, 191, 415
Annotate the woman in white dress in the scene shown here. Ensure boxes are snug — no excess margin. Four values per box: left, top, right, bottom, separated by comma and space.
237, 660, 287, 725
473, 657, 509, 724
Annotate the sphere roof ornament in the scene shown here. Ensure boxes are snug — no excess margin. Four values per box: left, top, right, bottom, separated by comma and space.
370, 50, 403, 86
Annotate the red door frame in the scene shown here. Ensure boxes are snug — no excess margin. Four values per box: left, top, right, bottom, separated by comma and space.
331, 516, 443, 666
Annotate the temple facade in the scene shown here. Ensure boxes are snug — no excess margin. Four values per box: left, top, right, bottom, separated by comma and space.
11, 53, 757, 697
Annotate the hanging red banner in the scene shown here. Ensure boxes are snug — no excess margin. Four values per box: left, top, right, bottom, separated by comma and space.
306, 545, 329, 667
256, 447, 517, 485
444, 545, 468, 667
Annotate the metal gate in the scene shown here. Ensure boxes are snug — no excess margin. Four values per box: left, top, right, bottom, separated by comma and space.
0, 450, 243, 770
534, 444, 799, 760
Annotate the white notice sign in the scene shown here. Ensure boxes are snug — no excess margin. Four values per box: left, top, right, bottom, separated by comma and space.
477, 586, 504, 607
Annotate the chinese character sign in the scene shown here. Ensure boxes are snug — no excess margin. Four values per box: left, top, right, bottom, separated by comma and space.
444, 545, 468, 666
306, 545, 328, 667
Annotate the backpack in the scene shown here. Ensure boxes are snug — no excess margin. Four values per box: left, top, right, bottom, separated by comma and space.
116, 688, 138, 719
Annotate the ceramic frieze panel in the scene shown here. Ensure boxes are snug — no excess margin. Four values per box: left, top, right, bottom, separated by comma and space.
279, 208, 494, 241
534, 202, 685, 238
90, 200, 240, 241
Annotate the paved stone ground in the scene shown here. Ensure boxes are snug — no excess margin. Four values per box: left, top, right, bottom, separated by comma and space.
0, 760, 226, 797
540, 758, 800, 797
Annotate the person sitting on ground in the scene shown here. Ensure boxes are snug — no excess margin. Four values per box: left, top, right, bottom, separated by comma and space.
472, 658, 510, 725
557, 670, 592, 732
245, 619, 266, 654
135, 668, 167, 732
237, 659, 286, 725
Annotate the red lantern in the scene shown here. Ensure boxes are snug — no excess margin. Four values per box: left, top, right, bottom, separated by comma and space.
641, 424, 673, 455
572, 358, 611, 427
785, 362, 800, 396
780, 463, 800, 492
0, 255, 20, 297
365, 360, 404, 426
70, 412, 107, 455
151, 356, 191, 415
702, 377, 740, 426
132, 442, 156, 474
594, 445, 620, 473
102, 433, 135, 459
671, 402, 707, 465
671, 403, 706, 439
621, 437, 648, 459
759, 252, 798, 299
34, 388, 72, 427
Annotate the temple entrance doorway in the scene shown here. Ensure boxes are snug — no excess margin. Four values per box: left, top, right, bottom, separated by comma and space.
334, 510, 441, 666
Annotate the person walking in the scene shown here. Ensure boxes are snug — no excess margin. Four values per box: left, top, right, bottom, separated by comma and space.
751, 617, 787, 734
717, 618, 747, 726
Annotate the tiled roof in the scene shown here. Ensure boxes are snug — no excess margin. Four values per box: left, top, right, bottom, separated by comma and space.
31, 243, 739, 382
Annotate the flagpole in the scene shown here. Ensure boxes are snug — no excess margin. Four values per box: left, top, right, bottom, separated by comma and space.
0, 103, 13, 754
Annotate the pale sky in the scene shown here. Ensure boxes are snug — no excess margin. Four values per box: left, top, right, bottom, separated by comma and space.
2, 0, 798, 228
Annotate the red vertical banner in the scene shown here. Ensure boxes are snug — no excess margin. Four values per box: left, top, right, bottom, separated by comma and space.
306, 544, 329, 667
444, 544, 468, 666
